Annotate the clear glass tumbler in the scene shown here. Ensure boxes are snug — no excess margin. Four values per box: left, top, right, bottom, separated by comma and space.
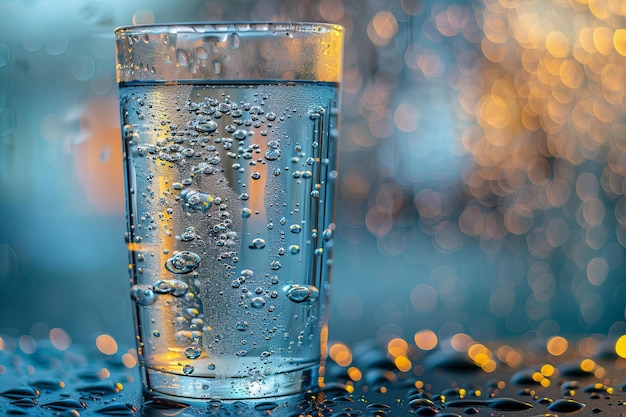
114, 23, 343, 400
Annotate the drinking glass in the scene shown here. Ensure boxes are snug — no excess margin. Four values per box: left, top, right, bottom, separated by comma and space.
115, 22, 343, 400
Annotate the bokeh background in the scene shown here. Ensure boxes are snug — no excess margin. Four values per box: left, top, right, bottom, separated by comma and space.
1, 0, 626, 359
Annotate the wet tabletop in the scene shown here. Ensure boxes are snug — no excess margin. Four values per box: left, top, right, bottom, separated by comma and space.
1, 338, 625, 416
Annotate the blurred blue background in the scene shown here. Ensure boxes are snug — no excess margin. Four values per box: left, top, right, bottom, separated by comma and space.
1, 0, 626, 357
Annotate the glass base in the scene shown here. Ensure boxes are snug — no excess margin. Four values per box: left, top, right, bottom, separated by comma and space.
142, 365, 319, 401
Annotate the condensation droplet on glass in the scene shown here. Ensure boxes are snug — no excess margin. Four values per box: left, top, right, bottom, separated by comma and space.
165, 251, 201, 274
182, 364, 194, 375
184, 347, 202, 360
251, 297, 266, 308
250, 238, 266, 249
233, 129, 247, 140
290, 224, 302, 234
130, 285, 157, 306
265, 149, 280, 161
286, 285, 319, 304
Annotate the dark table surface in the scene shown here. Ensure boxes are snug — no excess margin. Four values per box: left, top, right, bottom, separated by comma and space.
1, 337, 625, 416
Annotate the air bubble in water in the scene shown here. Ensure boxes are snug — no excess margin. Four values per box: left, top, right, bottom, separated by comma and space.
165, 251, 201, 274
184, 347, 202, 360
264, 141, 280, 161
194, 119, 218, 133
131, 285, 157, 306
181, 189, 213, 211
286, 285, 319, 303
233, 129, 247, 140
180, 227, 196, 241
250, 238, 266, 249
251, 297, 266, 308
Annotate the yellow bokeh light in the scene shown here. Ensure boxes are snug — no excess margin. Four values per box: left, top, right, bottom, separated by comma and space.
347, 367, 362, 381
414, 330, 438, 351
329, 343, 353, 367
615, 335, 626, 358
614, 29, 626, 56
580, 358, 596, 372
394, 355, 413, 372
482, 360, 497, 373
593, 26, 614, 55
387, 338, 409, 358
540, 363, 555, 377
545, 31, 570, 58
546, 336, 568, 356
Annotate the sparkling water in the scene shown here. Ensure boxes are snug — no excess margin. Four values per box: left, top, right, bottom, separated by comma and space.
119, 81, 338, 399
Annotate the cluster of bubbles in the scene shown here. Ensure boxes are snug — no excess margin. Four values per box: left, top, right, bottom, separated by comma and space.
121, 82, 337, 384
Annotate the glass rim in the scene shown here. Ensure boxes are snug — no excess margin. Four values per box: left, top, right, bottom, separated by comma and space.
114, 21, 344, 37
